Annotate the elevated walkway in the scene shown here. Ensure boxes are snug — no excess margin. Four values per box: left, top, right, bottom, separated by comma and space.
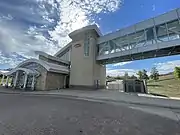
96, 8, 180, 64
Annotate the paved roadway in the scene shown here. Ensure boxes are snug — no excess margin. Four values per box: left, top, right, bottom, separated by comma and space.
0, 93, 179, 135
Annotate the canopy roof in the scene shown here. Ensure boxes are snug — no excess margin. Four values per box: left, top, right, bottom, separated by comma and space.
17, 59, 69, 74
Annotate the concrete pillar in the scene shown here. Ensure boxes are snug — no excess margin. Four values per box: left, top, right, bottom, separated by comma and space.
31, 75, 35, 90
64, 75, 67, 88
1, 75, 5, 85
10, 77, 13, 87
69, 25, 106, 89
5, 76, 9, 87
13, 71, 19, 88
143, 80, 148, 93
23, 74, 28, 89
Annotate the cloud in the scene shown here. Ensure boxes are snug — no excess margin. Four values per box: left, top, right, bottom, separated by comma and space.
0, 52, 27, 67
0, 22, 56, 57
154, 60, 180, 74
0, 0, 123, 68
106, 68, 137, 76
152, 4, 156, 11
108, 60, 180, 76
112, 61, 132, 66
48, 0, 123, 47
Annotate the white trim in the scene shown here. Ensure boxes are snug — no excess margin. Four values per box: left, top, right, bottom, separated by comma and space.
17, 59, 50, 70
0, 71, 9, 75
5, 68, 39, 76
17, 59, 69, 74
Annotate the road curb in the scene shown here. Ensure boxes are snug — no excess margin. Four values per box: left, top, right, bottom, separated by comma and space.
1, 91, 180, 110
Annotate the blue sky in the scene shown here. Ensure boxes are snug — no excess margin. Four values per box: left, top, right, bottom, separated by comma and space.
0, 0, 180, 76
102, 0, 180, 76
99, 0, 180, 76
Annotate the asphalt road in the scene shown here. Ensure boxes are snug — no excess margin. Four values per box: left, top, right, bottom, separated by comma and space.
0, 93, 179, 135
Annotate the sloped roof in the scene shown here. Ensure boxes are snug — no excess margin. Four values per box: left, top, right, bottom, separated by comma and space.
17, 59, 69, 74
4, 68, 39, 76
0, 70, 9, 75
54, 42, 72, 57
35, 51, 70, 65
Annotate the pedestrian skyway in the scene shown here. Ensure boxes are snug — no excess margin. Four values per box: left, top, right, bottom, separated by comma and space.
97, 8, 180, 64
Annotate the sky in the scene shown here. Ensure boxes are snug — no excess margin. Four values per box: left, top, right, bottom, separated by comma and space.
0, 0, 180, 76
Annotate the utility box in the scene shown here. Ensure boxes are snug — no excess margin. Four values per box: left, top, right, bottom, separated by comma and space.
123, 79, 147, 93
107, 79, 148, 93
107, 80, 124, 91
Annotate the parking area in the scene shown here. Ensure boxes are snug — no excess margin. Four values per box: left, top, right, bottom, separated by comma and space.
0, 93, 179, 135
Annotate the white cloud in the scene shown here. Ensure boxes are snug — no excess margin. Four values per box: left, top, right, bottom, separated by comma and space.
112, 61, 132, 66
48, 0, 123, 48
0, 14, 13, 21
0, 0, 123, 68
0, 22, 57, 58
0, 52, 27, 67
106, 68, 137, 77
107, 59, 180, 77
152, 4, 156, 11
154, 60, 180, 74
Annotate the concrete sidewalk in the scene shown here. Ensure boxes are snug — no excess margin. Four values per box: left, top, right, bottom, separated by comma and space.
1, 87, 180, 109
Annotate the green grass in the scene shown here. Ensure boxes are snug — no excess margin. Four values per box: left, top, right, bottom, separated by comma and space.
0, 78, 12, 84
147, 74, 180, 97
0, 75, 180, 97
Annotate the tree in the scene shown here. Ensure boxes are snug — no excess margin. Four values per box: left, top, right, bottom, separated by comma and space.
174, 67, 180, 79
137, 69, 149, 80
150, 67, 159, 81
124, 72, 129, 80
106, 75, 111, 79
137, 70, 143, 80
130, 75, 137, 79
115, 75, 122, 80
142, 69, 149, 80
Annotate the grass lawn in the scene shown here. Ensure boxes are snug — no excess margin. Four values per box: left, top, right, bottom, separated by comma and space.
0, 78, 12, 84
147, 74, 180, 97
0, 75, 180, 97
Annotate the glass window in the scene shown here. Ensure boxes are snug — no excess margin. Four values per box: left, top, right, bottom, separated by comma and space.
143, 27, 155, 45
109, 40, 116, 53
98, 43, 105, 55
98, 42, 110, 55
128, 32, 137, 47
146, 27, 154, 41
84, 33, 90, 56
128, 30, 146, 48
156, 24, 168, 42
113, 35, 129, 51
167, 20, 180, 41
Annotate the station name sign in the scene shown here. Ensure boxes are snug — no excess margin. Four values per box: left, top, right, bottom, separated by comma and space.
74, 44, 81, 48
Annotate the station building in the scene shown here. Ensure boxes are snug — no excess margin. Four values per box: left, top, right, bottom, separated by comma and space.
0, 25, 106, 90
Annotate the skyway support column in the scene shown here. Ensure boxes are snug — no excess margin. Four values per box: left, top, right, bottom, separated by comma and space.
69, 25, 106, 90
